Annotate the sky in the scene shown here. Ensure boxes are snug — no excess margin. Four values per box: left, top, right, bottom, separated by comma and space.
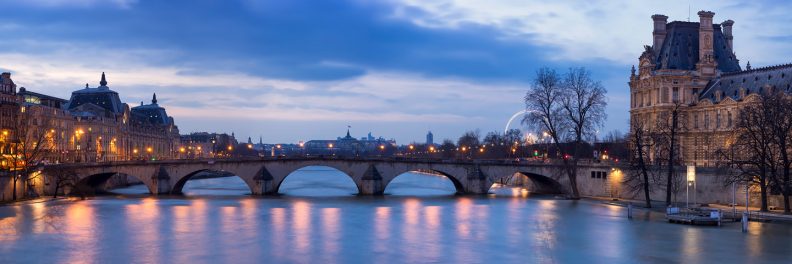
2, 0, 792, 144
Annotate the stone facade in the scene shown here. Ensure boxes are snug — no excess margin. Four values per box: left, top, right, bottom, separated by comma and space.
629, 11, 792, 167
0, 72, 182, 201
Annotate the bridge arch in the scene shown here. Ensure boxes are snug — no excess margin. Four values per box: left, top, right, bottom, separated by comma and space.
492, 171, 566, 195
171, 169, 254, 195
77, 172, 153, 195
384, 169, 464, 195
276, 165, 361, 195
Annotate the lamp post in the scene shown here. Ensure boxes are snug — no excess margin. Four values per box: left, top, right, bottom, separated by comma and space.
686, 165, 696, 208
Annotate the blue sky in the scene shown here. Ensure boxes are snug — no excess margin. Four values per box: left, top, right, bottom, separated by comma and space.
2, 0, 792, 143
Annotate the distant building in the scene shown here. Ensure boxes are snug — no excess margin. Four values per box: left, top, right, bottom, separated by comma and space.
179, 132, 237, 158
426, 131, 434, 145
303, 128, 399, 156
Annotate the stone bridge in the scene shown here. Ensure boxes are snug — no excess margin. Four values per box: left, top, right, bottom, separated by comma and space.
40, 157, 622, 196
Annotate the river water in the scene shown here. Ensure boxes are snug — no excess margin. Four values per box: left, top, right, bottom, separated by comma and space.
1, 166, 791, 263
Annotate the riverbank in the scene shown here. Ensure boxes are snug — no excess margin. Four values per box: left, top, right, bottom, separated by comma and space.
587, 196, 792, 224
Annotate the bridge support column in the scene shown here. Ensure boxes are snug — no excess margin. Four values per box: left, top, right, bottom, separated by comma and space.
152, 166, 172, 195
252, 166, 278, 195
359, 165, 384, 195
464, 165, 489, 195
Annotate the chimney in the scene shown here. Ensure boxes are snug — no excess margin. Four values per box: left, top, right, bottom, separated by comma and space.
651, 14, 668, 53
722, 19, 734, 50
697, 11, 717, 75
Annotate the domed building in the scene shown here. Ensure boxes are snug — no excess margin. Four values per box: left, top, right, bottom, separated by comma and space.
1, 72, 180, 164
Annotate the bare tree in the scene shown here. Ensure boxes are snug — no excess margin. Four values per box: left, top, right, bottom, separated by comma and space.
654, 102, 686, 206
764, 90, 792, 214
524, 67, 607, 199
457, 130, 480, 159
560, 67, 608, 198
439, 139, 456, 159
626, 117, 655, 208
52, 169, 81, 199
8, 105, 56, 200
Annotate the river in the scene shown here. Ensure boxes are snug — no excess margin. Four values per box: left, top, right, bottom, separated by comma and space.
1, 166, 791, 263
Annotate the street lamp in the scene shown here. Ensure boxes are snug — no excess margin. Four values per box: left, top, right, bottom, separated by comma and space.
686, 165, 696, 208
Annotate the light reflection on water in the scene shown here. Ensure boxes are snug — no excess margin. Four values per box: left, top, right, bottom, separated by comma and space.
0, 168, 791, 263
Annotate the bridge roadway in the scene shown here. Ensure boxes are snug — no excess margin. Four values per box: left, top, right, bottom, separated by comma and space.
41, 157, 621, 196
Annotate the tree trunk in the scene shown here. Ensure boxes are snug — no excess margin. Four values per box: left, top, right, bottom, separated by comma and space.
53, 179, 60, 199
759, 175, 769, 212
11, 176, 17, 201
665, 112, 678, 206
642, 169, 652, 208
563, 158, 580, 199
666, 132, 675, 206
637, 147, 651, 208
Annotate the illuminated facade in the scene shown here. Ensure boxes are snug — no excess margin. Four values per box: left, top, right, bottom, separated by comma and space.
0, 72, 181, 168
629, 11, 792, 167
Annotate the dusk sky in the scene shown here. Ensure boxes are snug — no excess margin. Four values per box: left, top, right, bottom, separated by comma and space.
2, 0, 791, 143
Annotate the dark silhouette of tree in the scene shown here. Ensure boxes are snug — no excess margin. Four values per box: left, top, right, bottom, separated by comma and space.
654, 101, 686, 206
8, 105, 56, 200
52, 169, 83, 199
764, 90, 792, 214
626, 117, 655, 208
457, 130, 480, 159
439, 139, 456, 159
525, 67, 607, 199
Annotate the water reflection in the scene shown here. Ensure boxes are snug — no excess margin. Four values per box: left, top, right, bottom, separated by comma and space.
0, 171, 791, 263
125, 198, 161, 263
64, 202, 97, 264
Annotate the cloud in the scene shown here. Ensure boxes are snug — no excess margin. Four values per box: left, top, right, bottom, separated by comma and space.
391, 0, 792, 65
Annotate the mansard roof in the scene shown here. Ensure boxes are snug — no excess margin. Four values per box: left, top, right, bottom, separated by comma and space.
66, 73, 124, 114
654, 21, 741, 73
701, 64, 792, 100
131, 93, 172, 126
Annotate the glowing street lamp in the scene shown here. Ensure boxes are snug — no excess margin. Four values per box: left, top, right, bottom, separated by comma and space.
687, 165, 696, 208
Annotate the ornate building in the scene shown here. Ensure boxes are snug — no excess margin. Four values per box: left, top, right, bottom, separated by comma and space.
630, 11, 792, 167
0, 72, 180, 168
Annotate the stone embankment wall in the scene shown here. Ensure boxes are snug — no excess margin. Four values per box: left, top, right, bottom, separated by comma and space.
603, 167, 786, 208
